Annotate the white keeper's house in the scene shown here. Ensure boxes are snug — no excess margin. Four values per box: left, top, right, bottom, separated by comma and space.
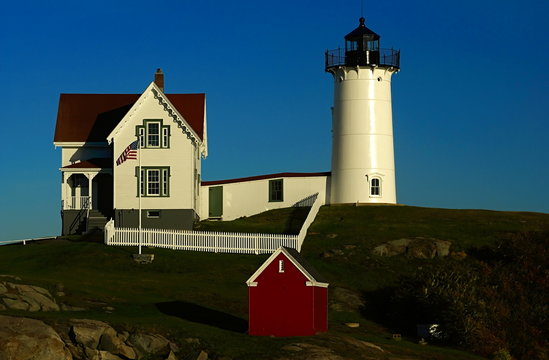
54, 17, 400, 235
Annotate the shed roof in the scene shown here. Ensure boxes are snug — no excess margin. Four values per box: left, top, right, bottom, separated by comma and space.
246, 247, 329, 287
202, 172, 331, 186
54, 93, 205, 143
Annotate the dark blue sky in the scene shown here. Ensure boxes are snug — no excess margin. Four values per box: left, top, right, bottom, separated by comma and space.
1, 0, 547, 241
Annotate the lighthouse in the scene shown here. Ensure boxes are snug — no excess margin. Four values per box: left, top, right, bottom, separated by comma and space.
326, 17, 400, 204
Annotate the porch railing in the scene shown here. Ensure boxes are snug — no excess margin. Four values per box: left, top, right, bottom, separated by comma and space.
104, 193, 322, 254
63, 196, 91, 210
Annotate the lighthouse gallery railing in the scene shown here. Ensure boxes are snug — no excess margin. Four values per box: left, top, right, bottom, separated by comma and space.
325, 48, 400, 69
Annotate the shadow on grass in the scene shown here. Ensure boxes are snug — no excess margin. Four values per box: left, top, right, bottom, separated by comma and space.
283, 207, 311, 234
156, 301, 247, 333
360, 287, 419, 336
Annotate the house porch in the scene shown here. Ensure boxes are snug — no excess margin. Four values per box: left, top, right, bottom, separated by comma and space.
60, 159, 113, 235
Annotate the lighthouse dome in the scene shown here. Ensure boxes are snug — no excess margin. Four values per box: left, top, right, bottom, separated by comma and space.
344, 17, 380, 42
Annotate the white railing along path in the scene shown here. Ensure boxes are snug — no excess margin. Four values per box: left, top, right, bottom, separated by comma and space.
104, 193, 322, 254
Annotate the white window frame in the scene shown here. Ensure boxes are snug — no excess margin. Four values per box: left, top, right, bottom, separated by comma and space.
147, 169, 161, 196
137, 167, 170, 197
370, 177, 381, 197
147, 122, 161, 148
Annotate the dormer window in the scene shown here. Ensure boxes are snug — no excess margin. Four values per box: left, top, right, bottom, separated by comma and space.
137, 119, 170, 148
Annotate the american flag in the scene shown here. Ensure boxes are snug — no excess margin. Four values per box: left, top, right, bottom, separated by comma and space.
116, 140, 138, 165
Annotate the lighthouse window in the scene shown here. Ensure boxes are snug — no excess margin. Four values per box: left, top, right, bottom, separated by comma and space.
269, 179, 284, 202
370, 178, 381, 196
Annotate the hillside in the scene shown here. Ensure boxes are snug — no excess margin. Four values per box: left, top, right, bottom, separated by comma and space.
0, 205, 547, 360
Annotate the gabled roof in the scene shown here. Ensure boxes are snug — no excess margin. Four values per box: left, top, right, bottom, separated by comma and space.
246, 247, 329, 288
54, 91, 205, 143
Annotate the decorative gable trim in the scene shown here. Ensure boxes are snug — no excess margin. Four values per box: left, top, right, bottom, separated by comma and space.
106, 84, 152, 144
245, 247, 329, 288
150, 86, 203, 151
106, 82, 206, 157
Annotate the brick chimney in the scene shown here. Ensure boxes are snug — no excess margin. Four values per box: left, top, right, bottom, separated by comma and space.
154, 68, 164, 92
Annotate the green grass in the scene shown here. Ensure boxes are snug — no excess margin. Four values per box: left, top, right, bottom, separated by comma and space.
194, 207, 310, 234
2, 205, 547, 359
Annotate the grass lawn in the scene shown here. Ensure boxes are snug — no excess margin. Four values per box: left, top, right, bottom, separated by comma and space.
1, 205, 547, 359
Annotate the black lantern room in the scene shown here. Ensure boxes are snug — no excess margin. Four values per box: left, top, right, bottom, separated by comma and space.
345, 17, 380, 66
325, 17, 400, 70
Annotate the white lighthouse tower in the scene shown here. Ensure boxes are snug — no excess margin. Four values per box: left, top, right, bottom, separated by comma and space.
326, 17, 400, 204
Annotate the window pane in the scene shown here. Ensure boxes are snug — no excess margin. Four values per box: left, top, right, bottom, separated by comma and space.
269, 179, 283, 202
147, 170, 160, 195
371, 178, 380, 196
147, 123, 160, 147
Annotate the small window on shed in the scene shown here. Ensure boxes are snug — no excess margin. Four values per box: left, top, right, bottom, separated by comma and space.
278, 260, 285, 273
147, 211, 160, 218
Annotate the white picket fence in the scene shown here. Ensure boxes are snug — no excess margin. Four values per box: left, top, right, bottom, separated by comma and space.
104, 193, 322, 254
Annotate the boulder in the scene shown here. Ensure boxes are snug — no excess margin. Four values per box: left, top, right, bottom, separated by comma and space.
98, 350, 124, 360
196, 350, 208, 360
3, 297, 30, 311
372, 239, 411, 256
434, 240, 452, 257
0, 315, 72, 360
166, 350, 178, 360
286, 343, 345, 360
99, 327, 136, 359
70, 319, 112, 349
0, 281, 60, 311
329, 287, 364, 312
129, 333, 171, 358
372, 238, 452, 259
407, 239, 437, 259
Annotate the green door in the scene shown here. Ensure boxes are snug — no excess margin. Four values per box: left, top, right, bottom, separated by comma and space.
209, 186, 223, 218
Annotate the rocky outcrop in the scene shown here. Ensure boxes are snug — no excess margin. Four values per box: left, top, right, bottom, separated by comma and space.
0, 315, 72, 360
129, 333, 173, 359
0, 281, 60, 311
372, 238, 452, 259
329, 287, 364, 312
0, 315, 190, 360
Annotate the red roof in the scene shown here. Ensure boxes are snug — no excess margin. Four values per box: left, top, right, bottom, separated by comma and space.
201, 172, 330, 186
62, 158, 112, 169
54, 93, 205, 143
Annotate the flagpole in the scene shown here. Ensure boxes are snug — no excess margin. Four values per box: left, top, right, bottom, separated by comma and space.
138, 136, 142, 255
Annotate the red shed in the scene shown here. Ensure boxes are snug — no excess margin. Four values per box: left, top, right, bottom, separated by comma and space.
246, 247, 329, 336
